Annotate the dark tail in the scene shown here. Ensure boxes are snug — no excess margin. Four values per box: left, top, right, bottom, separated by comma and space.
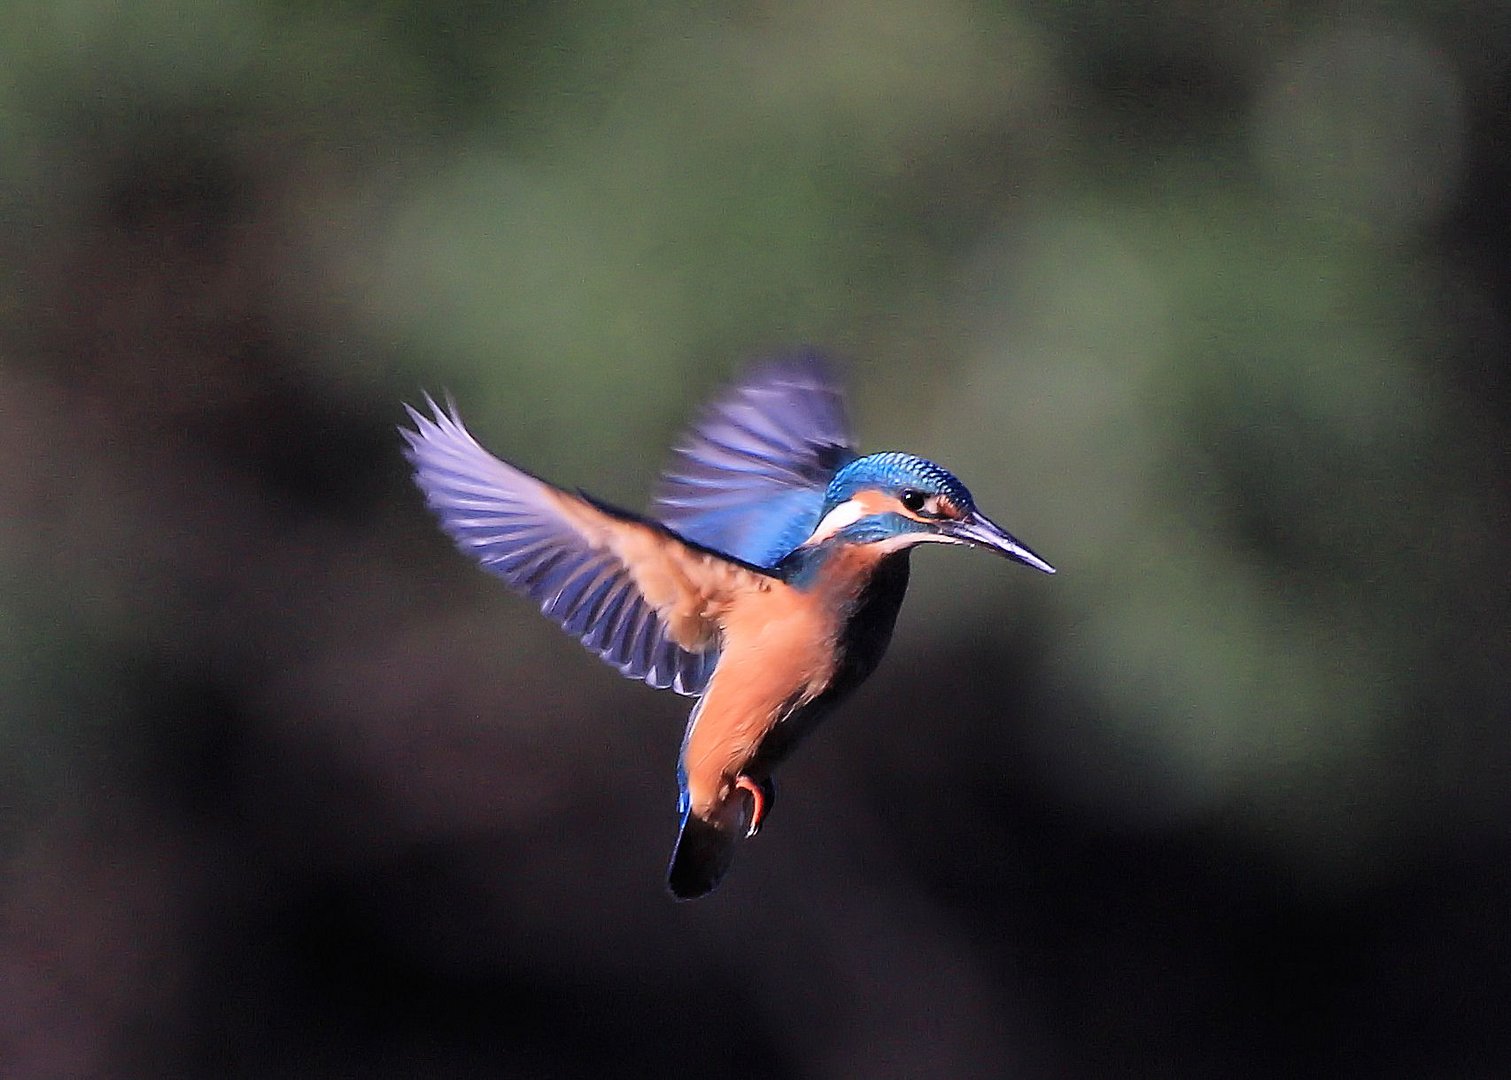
667, 810, 739, 900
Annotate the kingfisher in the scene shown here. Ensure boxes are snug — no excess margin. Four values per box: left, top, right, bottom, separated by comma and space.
403, 353, 1053, 899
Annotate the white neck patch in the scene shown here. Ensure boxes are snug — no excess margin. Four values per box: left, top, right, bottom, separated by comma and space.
800, 498, 872, 547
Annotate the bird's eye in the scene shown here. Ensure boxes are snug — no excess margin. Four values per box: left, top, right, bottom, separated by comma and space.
899, 489, 927, 513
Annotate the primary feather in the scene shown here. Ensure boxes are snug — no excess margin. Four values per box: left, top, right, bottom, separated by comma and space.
652, 352, 857, 567
403, 399, 774, 696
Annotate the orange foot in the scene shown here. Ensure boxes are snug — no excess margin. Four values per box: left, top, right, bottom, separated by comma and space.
734, 775, 774, 839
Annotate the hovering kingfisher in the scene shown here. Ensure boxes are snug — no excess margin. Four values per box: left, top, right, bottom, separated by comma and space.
403, 353, 1053, 899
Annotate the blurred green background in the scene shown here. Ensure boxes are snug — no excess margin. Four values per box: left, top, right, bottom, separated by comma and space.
3, 1, 1509, 1076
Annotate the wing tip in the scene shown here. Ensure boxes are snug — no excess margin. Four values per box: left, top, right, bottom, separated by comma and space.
399, 389, 478, 460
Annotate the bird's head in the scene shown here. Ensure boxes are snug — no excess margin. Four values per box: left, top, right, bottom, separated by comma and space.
801, 452, 1055, 573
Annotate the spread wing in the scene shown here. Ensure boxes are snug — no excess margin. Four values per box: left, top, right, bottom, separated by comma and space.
651, 352, 857, 568
404, 399, 774, 696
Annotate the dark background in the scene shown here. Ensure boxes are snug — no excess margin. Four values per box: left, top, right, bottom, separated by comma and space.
4, 2, 1510, 1077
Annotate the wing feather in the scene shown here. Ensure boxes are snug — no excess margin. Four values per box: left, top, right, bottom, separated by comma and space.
651, 352, 857, 567
404, 398, 773, 696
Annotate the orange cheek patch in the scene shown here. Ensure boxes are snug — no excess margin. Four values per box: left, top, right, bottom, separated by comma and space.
932, 496, 965, 521
804, 489, 898, 545
852, 489, 896, 516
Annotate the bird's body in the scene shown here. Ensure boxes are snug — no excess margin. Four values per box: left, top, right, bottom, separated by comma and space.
403, 353, 1052, 898
680, 537, 900, 812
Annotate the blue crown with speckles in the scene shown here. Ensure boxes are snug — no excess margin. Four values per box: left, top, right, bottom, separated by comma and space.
823, 452, 976, 511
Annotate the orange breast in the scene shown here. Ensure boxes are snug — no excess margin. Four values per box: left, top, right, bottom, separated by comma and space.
679, 544, 891, 818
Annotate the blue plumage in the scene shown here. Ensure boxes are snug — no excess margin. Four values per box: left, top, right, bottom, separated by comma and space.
825, 452, 976, 512
652, 352, 856, 567
402, 399, 721, 696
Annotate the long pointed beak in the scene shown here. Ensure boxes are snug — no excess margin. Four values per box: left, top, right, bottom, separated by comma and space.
947, 511, 1056, 574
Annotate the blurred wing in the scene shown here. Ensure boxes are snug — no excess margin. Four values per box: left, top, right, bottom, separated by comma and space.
651, 352, 857, 568
404, 399, 773, 696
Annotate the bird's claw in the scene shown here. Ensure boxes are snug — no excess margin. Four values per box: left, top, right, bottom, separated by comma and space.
734, 775, 772, 839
